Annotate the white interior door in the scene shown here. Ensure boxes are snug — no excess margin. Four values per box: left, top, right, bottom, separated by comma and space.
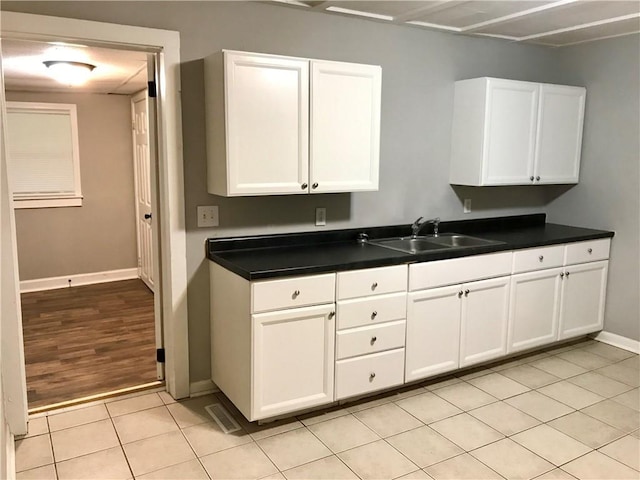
132, 90, 153, 291
0, 40, 29, 436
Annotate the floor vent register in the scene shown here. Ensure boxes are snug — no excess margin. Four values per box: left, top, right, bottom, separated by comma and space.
205, 403, 242, 434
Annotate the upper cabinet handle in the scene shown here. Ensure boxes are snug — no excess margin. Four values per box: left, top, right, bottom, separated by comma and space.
301, 183, 308, 190
539, 255, 544, 261
530, 176, 534, 182
536, 176, 541, 181
312, 183, 318, 189
588, 248, 593, 254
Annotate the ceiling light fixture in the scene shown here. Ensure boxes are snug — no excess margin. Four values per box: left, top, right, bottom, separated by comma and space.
43, 60, 96, 86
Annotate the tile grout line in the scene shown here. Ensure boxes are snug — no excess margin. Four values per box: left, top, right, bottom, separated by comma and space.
107, 411, 136, 480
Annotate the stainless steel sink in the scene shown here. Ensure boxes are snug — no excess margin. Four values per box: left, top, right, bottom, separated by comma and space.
369, 233, 504, 254
370, 237, 451, 254
425, 233, 504, 248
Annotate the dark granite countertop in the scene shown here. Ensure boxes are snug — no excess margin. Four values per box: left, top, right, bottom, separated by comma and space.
207, 214, 614, 280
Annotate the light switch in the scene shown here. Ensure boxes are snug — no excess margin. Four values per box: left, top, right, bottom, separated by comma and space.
198, 206, 219, 227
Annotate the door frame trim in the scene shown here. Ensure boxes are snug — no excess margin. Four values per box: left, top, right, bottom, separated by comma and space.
1, 12, 190, 400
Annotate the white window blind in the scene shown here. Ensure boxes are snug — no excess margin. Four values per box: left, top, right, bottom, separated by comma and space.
6, 102, 82, 208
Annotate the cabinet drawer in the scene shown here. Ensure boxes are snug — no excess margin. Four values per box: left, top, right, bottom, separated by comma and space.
512, 245, 564, 274
409, 252, 512, 291
335, 348, 404, 400
252, 273, 335, 313
337, 265, 407, 300
337, 292, 406, 330
565, 239, 610, 265
336, 320, 406, 360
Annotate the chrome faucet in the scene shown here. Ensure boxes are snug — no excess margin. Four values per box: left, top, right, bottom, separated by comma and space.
411, 217, 440, 238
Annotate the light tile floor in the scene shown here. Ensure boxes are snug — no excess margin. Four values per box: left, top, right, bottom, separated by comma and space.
15, 339, 640, 480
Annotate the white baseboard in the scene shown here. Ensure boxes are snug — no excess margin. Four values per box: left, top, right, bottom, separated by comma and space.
592, 331, 640, 354
20, 268, 139, 293
190, 380, 219, 397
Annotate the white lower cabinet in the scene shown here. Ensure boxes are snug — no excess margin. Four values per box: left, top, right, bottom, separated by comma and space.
558, 260, 608, 340
335, 265, 408, 400
211, 238, 610, 421
507, 240, 610, 351
459, 276, 511, 367
253, 304, 335, 419
406, 285, 461, 382
508, 268, 562, 353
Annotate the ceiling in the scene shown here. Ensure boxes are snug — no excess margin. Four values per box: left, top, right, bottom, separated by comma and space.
271, 0, 640, 47
2, 39, 148, 94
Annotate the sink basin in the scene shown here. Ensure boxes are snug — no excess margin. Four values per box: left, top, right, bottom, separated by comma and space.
425, 233, 504, 248
369, 237, 451, 254
369, 233, 504, 254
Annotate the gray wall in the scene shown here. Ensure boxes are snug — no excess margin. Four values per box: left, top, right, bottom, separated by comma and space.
545, 34, 640, 342
7, 91, 137, 280
3, 2, 637, 384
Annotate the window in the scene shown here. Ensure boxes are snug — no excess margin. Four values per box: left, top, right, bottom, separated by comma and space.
6, 101, 82, 208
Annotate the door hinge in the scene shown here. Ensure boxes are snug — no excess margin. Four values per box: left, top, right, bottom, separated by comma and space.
156, 348, 165, 363
148, 80, 157, 98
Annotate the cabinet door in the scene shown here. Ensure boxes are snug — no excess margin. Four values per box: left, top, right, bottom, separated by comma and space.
483, 79, 539, 185
508, 268, 562, 354
460, 276, 510, 367
225, 52, 309, 195
406, 285, 461, 382
252, 303, 334, 420
558, 261, 608, 340
310, 60, 381, 193
534, 85, 585, 184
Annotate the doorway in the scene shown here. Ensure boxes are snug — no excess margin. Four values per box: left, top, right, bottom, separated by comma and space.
1, 13, 189, 430
3, 38, 163, 410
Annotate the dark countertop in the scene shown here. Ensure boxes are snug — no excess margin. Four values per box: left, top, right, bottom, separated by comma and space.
207, 214, 614, 280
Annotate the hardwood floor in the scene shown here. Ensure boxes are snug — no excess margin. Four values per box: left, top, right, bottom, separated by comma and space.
21, 279, 157, 408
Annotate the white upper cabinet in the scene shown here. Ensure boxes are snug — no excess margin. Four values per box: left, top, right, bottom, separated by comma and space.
205, 50, 381, 196
311, 61, 381, 193
450, 77, 585, 186
534, 84, 586, 184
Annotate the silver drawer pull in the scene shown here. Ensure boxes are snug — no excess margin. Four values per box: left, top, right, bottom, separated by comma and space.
292, 290, 300, 298
371, 282, 378, 290
588, 248, 593, 254
369, 372, 376, 380
539, 255, 544, 261
371, 336, 377, 344
371, 311, 378, 319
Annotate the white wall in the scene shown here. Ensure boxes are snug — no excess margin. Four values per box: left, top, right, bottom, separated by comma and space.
1, 2, 637, 385
546, 34, 640, 342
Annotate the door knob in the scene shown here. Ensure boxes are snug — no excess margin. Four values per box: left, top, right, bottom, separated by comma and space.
144, 213, 152, 220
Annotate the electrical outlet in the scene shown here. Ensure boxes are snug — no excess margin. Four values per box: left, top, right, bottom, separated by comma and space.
197, 205, 219, 227
315, 207, 326, 226
464, 199, 472, 214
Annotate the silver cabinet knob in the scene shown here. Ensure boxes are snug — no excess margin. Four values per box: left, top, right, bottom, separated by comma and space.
328, 311, 335, 319
312, 182, 318, 189
301, 183, 308, 190
588, 248, 593, 254
293, 290, 300, 297
458, 290, 463, 298
371, 311, 378, 319
560, 272, 564, 278
369, 372, 376, 379
536, 176, 541, 181
371, 336, 377, 343
371, 282, 378, 290
464, 289, 470, 296
539, 255, 544, 261
530, 176, 534, 181
566, 271, 570, 277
